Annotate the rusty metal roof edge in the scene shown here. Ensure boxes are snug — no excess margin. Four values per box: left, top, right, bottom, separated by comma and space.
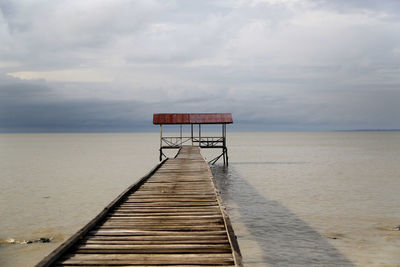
153, 113, 233, 125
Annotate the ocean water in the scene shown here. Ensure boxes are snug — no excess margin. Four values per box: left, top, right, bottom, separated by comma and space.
1, 132, 399, 266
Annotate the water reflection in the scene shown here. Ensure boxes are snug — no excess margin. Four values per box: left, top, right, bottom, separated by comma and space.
211, 165, 355, 267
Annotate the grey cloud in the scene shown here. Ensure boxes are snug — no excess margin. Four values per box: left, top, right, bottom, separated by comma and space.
0, 93, 150, 132
318, 0, 400, 15
0, 1, 168, 69
0, 1, 399, 132
1, 76, 399, 132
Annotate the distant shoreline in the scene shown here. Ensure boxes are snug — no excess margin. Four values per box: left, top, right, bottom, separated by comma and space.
0, 129, 400, 134
335, 129, 400, 132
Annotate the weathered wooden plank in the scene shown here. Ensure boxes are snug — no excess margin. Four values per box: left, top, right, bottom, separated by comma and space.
59, 253, 234, 265
107, 215, 222, 219
124, 198, 216, 202
59, 259, 234, 266
117, 204, 219, 207
138, 186, 214, 190
118, 202, 218, 207
83, 240, 229, 245
123, 200, 217, 204
56, 265, 235, 267
63, 253, 234, 259
141, 182, 212, 185
126, 197, 217, 201
75, 244, 232, 253
100, 220, 224, 224
110, 212, 221, 216
95, 225, 226, 231
83, 237, 228, 242
89, 230, 228, 236
113, 209, 219, 213
99, 223, 224, 227
128, 195, 215, 197
102, 220, 223, 225
56, 265, 236, 267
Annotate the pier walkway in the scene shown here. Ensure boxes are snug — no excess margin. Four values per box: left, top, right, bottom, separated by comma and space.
37, 146, 242, 266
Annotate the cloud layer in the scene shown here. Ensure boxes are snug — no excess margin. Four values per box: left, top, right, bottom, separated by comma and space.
1, 0, 399, 131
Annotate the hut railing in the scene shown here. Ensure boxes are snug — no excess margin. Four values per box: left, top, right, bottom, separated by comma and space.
161, 137, 192, 147
161, 136, 224, 148
193, 137, 224, 147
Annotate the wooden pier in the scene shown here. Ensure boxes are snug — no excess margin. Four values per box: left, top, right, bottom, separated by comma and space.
37, 146, 242, 266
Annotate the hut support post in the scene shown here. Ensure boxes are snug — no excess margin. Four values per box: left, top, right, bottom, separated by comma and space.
199, 124, 201, 147
222, 124, 226, 165
222, 124, 228, 166
180, 124, 182, 146
209, 123, 228, 166
226, 124, 228, 165
159, 125, 163, 161
191, 124, 193, 146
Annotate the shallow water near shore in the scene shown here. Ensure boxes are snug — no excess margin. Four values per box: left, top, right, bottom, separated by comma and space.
1, 132, 400, 266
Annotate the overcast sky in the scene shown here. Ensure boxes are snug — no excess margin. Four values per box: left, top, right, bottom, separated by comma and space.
1, 0, 400, 132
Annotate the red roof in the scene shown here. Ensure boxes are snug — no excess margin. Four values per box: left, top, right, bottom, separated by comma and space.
153, 113, 233, 124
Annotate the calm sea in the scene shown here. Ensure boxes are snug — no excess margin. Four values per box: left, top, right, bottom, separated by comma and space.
1, 132, 399, 266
